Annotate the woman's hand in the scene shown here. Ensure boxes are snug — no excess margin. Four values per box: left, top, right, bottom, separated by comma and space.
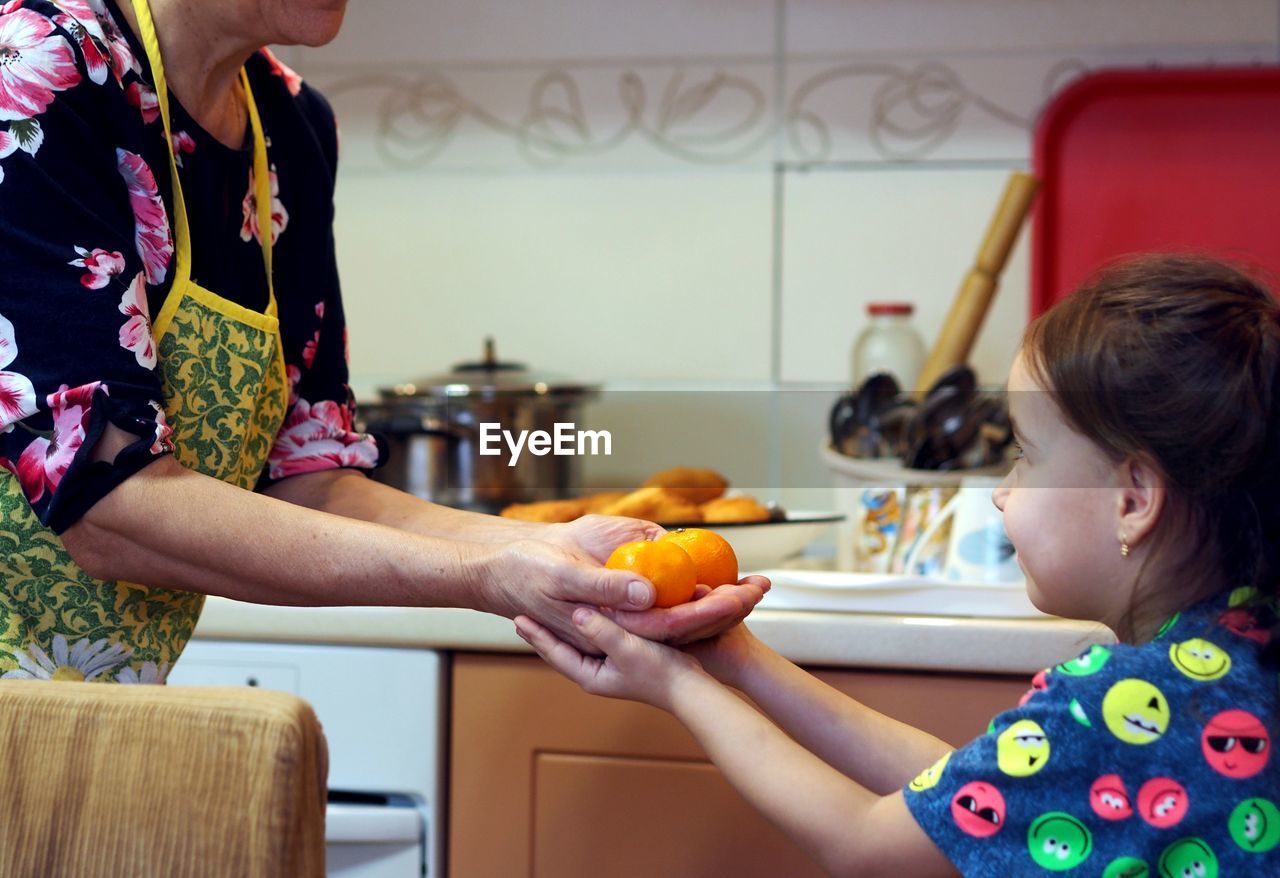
542, 515, 771, 645
543, 513, 665, 562
479, 538, 659, 653
514, 607, 707, 711
606, 574, 770, 645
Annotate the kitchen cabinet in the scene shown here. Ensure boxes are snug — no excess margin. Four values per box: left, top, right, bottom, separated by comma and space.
448, 653, 1029, 877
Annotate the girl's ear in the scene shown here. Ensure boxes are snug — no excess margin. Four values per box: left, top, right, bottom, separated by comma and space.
1116, 454, 1165, 547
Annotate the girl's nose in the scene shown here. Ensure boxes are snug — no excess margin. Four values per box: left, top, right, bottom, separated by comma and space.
991, 474, 1012, 511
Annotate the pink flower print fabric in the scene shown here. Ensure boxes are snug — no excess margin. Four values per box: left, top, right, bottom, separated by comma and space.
0, 312, 38, 427
267, 396, 379, 480
0, 6, 79, 120
239, 162, 289, 246
115, 148, 172, 284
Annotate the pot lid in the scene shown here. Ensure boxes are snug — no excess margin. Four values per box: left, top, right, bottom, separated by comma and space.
379, 337, 600, 399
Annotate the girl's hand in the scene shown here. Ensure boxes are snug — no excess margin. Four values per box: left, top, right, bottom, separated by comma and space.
515, 608, 706, 711
679, 621, 763, 688
606, 574, 771, 645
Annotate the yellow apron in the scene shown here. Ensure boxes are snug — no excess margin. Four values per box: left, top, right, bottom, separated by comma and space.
0, 0, 286, 683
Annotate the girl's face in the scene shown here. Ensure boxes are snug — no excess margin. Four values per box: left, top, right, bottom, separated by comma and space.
992, 352, 1133, 628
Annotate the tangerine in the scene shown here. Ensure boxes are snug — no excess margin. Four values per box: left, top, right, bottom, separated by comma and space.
605, 539, 697, 608
659, 528, 738, 587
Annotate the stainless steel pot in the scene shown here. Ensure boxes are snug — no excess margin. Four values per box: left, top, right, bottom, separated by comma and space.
358, 340, 599, 513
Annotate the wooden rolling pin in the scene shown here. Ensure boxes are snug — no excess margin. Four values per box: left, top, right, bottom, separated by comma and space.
915, 171, 1040, 398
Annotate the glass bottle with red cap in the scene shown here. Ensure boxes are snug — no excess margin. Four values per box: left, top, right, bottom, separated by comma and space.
851, 302, 925, 392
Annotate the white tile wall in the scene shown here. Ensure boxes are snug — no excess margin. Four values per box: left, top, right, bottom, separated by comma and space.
334, 170, 774, 397
783, 0, 1277, 55
315, 0, 776, 65
779, 167, 1031, 387
292, 0, 1280, 523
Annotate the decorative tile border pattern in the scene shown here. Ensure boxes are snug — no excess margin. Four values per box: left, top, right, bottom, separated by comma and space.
319, 66, 774, 168
302, 45, 1274, 171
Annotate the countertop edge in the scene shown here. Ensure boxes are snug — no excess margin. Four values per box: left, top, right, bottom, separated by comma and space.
190, 598, 1113, 676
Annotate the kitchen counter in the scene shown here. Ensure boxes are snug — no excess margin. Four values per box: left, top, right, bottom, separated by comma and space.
192, 592, 1112, 676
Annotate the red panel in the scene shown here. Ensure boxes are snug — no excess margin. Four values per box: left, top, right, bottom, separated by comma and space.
1031, 67, 1280, 317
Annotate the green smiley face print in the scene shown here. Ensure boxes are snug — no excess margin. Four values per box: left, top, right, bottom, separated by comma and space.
1027, 812, 1093, 871
1102, 856, 1150, 878
1057, 644, 1112, 676
1229, 798, 1280, 854
1156, 838, 1217, 878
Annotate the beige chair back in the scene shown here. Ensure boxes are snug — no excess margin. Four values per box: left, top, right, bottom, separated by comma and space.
0, 682, 327, 877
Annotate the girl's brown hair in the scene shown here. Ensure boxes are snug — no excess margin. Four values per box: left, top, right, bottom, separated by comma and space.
1022, 254, 1280, 650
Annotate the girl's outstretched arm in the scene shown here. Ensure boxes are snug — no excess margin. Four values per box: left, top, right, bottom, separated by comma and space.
684, 624, 954, 794
516, 609, 958, 878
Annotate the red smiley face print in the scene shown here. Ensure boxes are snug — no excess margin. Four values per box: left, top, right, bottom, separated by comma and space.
1202, 709, 1271, 779
1019, 669, 1052, 707
951, 781, 1006, 838
1089, 774, 1133, 821
1218, 609, 1271, 646
1136, 777, 1188, 829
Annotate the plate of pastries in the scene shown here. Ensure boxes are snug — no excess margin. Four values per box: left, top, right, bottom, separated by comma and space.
500, 467, 842, 571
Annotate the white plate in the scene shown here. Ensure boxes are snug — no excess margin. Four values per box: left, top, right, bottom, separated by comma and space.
756, 569, 1049, 619
668, 512, 842, 572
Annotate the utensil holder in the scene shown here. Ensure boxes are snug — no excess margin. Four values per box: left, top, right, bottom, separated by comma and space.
820, 442, 1009, 572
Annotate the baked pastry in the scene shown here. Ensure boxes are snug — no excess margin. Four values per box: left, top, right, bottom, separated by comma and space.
699, 496, 771, 524
601, 486, 703, 524
581, 491, 629, 514
640, 467, 728, 505
499, 499, 588, 523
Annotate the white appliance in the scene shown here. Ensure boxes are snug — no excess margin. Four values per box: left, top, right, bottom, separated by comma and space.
167, 640, 445, 878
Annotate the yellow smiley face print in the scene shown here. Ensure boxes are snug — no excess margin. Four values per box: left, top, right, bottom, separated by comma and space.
908, 751, 952, 792
1169, 638, 1231, 681
997, 719, 1051, 777
1102, 679, 1170, 745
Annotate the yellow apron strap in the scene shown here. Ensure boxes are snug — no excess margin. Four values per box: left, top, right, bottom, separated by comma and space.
242, 69, 276, 318
130, 0, 277, 319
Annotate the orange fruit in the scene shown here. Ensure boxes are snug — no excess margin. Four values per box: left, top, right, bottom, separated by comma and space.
659, 528, 738, 587
605, 539, 697, 608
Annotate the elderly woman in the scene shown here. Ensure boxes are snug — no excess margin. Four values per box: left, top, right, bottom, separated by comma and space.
0, 0, 765, 682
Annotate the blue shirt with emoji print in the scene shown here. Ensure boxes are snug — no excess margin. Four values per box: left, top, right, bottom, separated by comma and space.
904, 588, 1279, 877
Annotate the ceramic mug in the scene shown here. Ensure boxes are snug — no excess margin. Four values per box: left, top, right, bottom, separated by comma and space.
888, 485, 956, 577
904, 476, 1022, 583
853, 487, 905, 574
855, 484, 957, 575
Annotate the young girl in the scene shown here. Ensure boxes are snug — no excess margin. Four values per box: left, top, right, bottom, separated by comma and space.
515, 254, 1280, 877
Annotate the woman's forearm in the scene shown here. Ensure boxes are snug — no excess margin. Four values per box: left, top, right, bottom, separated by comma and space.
61, 428, 752, 652
63, 456, 498, 609
262, 468, 550, 542
731, 639, 953, 794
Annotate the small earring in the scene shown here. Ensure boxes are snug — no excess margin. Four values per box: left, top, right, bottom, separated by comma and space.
1120, 537, 1130, 558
